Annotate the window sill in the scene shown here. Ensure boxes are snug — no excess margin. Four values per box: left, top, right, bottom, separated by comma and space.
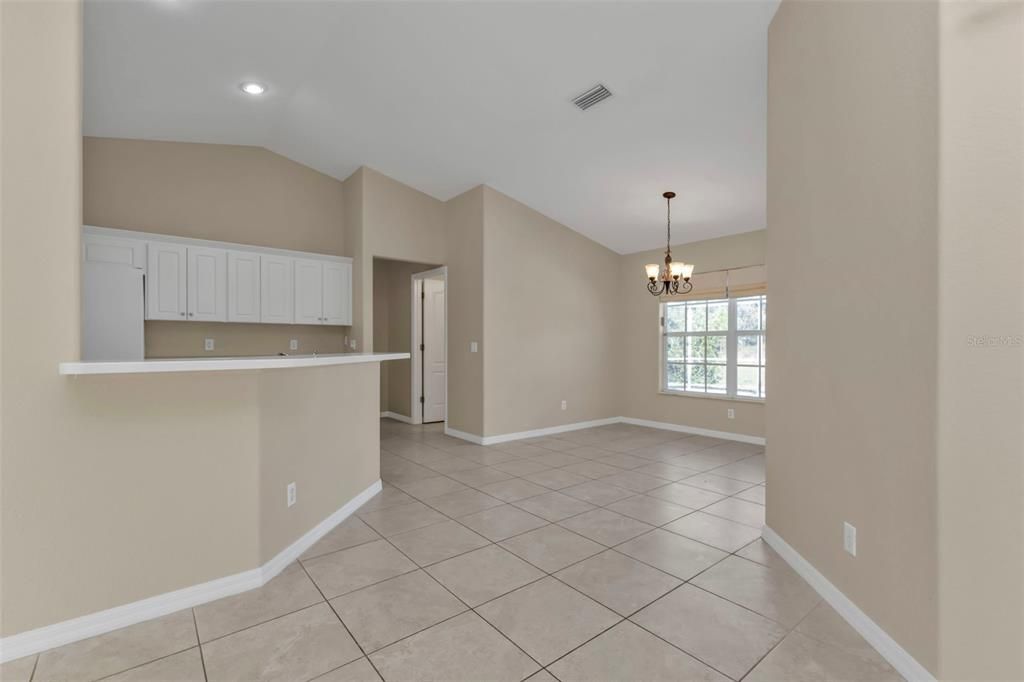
658, 390, 765, 404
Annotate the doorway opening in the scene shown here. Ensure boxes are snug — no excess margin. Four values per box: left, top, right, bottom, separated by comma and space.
411, 267, 447, 425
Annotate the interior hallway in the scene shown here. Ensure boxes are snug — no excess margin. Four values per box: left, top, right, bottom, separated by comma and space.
4, 420, 900, 681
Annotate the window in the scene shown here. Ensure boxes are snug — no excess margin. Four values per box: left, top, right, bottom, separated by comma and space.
661, 294, 766, 400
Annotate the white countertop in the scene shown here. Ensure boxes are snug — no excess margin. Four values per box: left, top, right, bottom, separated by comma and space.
59, 352, 410, 376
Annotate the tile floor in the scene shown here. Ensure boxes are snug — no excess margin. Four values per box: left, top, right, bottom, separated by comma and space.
2, 420, 903, 682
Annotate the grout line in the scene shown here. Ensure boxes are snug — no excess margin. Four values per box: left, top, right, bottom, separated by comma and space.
90, 645, 200, 682
298, 559, 388, 682
369, 524, 548, 674
192, 609, 209, 682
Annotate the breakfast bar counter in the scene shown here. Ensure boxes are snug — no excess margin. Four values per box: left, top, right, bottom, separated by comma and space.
58, 352, 409, 375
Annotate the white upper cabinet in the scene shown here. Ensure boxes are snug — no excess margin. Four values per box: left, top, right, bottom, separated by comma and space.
83, 233, 147, 269
84, 227, 352, 328
187, 247, 227, 322
260, 255, 293, 324
146, 243, 187, 320
294, 258, 325, 325
227, 250, 261, 323
322, 261, 352, 325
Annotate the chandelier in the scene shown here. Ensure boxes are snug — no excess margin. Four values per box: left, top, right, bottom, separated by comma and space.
645, 191, 694, 296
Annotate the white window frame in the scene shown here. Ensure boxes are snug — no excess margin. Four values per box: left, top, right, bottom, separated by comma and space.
659, 294, 766, 402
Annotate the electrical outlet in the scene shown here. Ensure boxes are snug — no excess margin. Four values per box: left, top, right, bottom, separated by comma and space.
289, 339, 298, 351
350, 338, 358, 350
287, 482, 297, 508
727, 408, 735, 419
843, 522, 857, 556
204, 338, 215, 352
561, 400, 567, 411
470, 341, 478, 353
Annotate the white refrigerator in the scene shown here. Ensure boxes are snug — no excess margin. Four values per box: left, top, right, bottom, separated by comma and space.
82, 261, 145, 361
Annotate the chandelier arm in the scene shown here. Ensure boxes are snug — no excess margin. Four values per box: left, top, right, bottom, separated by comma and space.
647, 279, 664, 297
679, 279, 693, 294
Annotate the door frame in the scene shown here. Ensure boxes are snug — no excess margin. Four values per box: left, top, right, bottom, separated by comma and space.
410, 266, 448, 425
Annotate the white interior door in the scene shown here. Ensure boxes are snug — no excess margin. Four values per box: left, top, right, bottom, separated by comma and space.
187, 247, 227, 322
422, 277, 446, 423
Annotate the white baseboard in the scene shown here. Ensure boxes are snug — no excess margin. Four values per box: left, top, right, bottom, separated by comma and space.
380, 411, 414, 424
761, 526, 934, 682
445, 417, 621, 446
0, 480, 383, 664
619, 416, 766, 445
446, 416, 763, 447
443, 425, 486, 445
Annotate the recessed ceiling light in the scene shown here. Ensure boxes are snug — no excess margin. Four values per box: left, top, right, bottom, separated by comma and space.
240, 82, 266, 96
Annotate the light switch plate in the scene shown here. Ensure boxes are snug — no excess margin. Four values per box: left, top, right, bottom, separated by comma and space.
287, 482, 296, 508
727, 408, 735, 419
470, 341, 478, 353
204, 338, 215, 352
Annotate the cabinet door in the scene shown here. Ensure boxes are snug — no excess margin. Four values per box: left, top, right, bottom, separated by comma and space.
146, 243, 187, 320
260, 255, 293, 324
187, 247, 227, 322
227, 250, 261, 323
322, 261, 351, 326
294, 259, 324, 325
83, 233, 147, 270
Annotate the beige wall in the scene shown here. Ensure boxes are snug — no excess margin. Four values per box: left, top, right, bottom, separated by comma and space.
348, 167, 448, 353
258, 364, 380, 561
936, 2, 1023, 678
144, 321, 349, 359
372, 258, 441, 418
444, 187, 486, 436
482, 187, 621, 436
0, 2, 378, 638
618, 231, 766, 438
766, 0, 940, 672
83, 137, 350, 357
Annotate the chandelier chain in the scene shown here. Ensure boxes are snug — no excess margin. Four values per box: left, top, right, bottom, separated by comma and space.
666, 195, 671, 252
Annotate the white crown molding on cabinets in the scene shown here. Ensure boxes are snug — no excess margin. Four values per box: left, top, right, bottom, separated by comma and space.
0, 480, 382, 664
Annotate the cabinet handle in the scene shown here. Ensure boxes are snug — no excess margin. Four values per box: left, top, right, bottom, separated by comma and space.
188, 312, 194, 317
180, 312, 186, 317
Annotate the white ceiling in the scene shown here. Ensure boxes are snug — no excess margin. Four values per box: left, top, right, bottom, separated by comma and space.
84, 0, 778, 254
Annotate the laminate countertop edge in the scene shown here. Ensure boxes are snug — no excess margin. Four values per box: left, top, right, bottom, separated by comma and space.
58, 352, 411, 375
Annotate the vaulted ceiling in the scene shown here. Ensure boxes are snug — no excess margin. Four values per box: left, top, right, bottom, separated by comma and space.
84, 0, 778, 253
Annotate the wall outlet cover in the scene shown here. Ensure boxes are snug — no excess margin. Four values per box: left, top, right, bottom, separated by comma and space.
727, 408, 735, 419
289, 339, 298, 351
561, 400, 567, 410
204, 338, 215, 352
470, 341, 478, 353
350, 339, 357, 350
843, 522, 857, 556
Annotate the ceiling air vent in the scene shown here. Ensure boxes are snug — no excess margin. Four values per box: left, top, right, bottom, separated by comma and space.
572, 84, 612, 111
